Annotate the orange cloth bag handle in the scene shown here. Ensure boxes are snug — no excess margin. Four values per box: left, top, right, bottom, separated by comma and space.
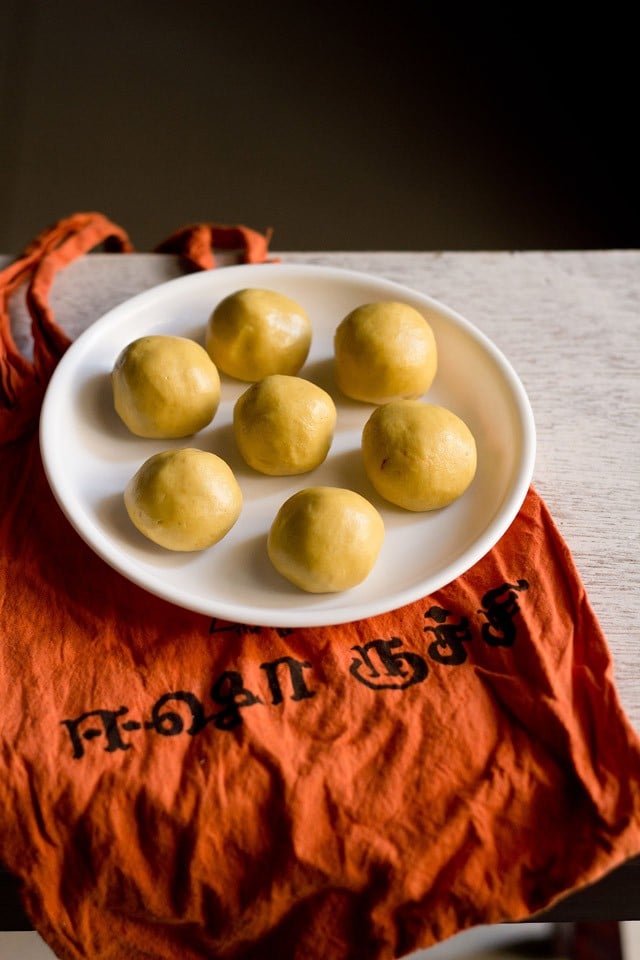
0, 212, 133, 443
155, 221, 277, 271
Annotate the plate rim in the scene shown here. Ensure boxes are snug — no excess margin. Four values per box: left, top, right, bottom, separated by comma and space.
39, 262, 536, 627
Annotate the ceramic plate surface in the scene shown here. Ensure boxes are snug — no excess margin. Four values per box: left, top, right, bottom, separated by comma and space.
40, 263, 535, 627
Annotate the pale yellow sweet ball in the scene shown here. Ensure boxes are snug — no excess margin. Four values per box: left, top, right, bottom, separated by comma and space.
206, 288, 312, 381
267, 486, 384, 593
112, 335, 220, 438
334, 301, 437, 404
362, 400, 477, 511
124, 448, 242, 551
233, 375, 336, 476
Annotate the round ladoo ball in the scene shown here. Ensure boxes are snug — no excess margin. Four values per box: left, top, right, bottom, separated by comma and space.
206, 288, 312, 381
334, 301, 437, 404
233, 375, 337, 476
267, 486, 384, 593
124, 448, 242, 551
362, 400, 477, 511
112, 335, 220, 438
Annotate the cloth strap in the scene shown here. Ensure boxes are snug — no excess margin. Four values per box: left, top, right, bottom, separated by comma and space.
155, 222, 277, 272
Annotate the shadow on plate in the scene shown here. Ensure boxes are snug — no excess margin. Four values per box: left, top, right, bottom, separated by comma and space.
76, 372, 134, 443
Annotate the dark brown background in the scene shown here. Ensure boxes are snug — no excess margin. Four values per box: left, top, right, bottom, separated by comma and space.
0, 2, 637, 253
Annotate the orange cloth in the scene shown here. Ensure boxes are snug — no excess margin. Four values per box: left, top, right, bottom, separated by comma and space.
1, 214, 639, 960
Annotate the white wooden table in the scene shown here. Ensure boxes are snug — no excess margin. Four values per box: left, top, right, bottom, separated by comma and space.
2, 249, 639, 927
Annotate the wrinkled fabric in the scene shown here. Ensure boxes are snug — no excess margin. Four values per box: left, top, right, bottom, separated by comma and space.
0, 215, 639, 960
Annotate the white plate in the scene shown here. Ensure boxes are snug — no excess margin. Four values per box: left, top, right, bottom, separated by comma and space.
39, 263, 535, 627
